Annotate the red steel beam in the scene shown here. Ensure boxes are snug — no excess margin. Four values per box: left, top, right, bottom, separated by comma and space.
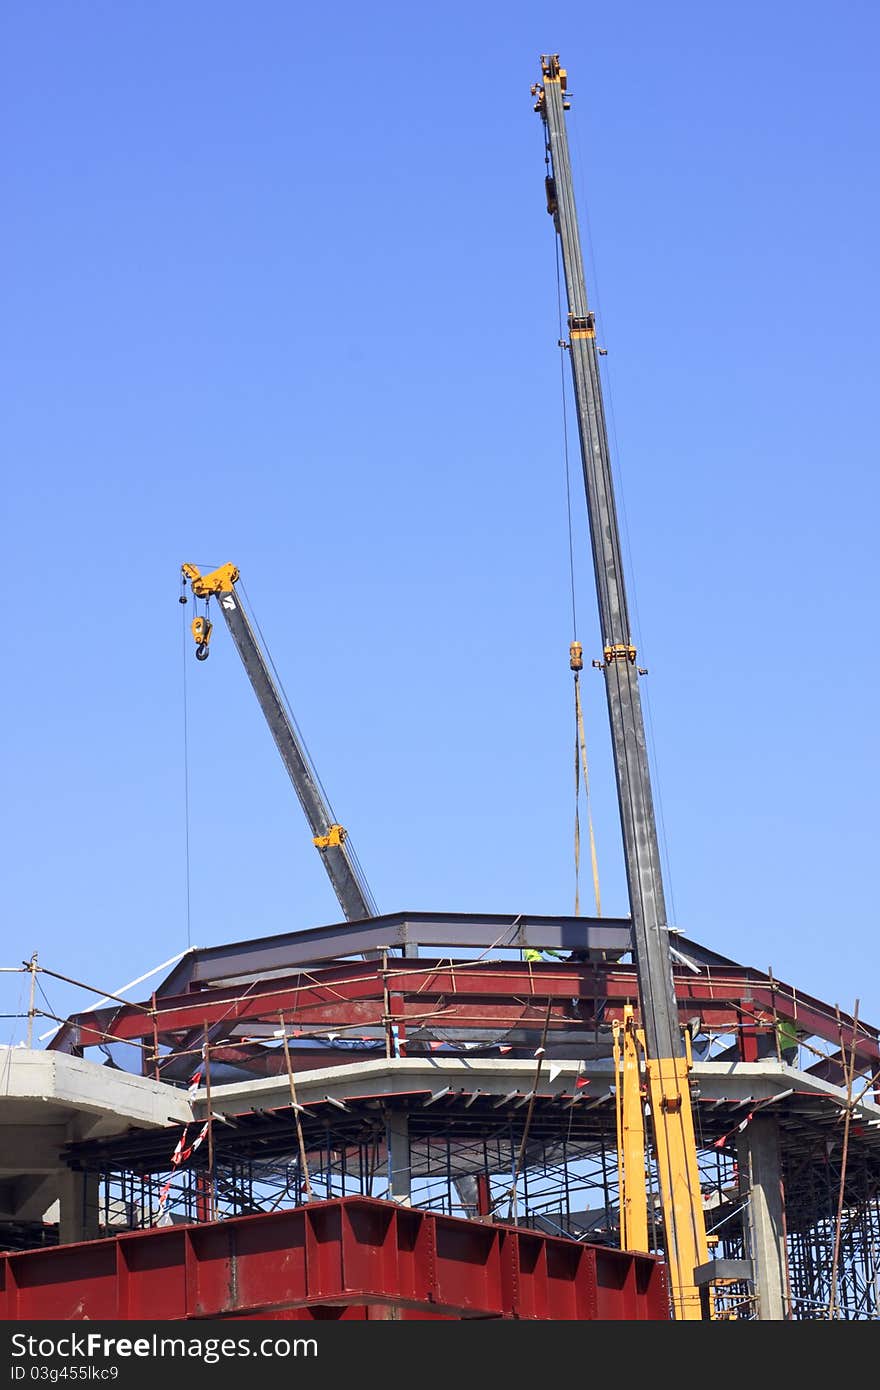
54, 961, 878, 1071
0, 1197, 668, 1322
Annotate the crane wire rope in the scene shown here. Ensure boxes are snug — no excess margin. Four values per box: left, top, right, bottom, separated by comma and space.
238, 580, 378, 916
5, 978, 25, 1063
567, 105, 679, 933
35, 974, 59, 1033
238, 581, 338, 817
180, 585, 193, 948
554, 235, 579, 640
553, 200, 601, 920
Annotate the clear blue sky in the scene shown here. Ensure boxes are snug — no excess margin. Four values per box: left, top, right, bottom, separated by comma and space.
2, 2, 878, 1040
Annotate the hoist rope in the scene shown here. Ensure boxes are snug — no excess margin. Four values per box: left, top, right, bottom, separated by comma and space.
555, 236, 578, 639
238, 582, 337, 814
574, 673, 602, 918
566, 104, 679, 932
554, 212, 601, 920
181, 587, 193, 948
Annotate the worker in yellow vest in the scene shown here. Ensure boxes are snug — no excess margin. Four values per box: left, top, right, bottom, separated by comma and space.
523, 947, 566, 962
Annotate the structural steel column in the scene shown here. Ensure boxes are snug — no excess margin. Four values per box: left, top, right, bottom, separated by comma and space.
385, 1111, 411, 1204
737, 1116, 789, 1319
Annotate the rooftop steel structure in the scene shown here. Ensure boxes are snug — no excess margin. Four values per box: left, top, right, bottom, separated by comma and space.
25, 910, 880, 1319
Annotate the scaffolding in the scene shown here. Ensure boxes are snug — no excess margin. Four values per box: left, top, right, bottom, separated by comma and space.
69, 1079, 880, 1320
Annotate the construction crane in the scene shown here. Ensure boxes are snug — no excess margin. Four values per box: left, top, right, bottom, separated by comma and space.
180, 562, 378, 924
533, 55, 711, 1319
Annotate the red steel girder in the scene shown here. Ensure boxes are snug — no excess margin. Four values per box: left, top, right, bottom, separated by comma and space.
54, 960, 878, 1071
0, 1197, 668, 1321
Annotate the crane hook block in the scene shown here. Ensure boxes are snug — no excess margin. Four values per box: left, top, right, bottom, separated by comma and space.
313, 824, 347, 850
570, 640, 584, 672
191, 615, 213, 660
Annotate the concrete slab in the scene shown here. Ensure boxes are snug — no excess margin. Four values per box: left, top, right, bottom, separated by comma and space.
0, 1049, 192, 1235
196, 1054, 880, 1124
0, 1049, 192, 1129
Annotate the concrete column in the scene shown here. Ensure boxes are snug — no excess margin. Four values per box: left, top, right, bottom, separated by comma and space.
58, 1169, 100, 1244
454, 1175, 479, 1216
737, 1115, 789, 1320
385, 1110, 411, 1205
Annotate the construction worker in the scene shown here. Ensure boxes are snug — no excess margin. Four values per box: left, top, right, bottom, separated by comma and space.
523, 947, 566, 962
776, 1016, 800, 1065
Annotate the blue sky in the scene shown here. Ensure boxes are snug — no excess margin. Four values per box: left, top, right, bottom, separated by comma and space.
2, 2, 878, 1039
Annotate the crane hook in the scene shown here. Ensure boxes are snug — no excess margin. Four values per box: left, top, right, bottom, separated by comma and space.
191, 614, 213, 660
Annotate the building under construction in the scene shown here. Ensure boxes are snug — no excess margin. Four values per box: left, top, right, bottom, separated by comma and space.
2, 56, 878, 1322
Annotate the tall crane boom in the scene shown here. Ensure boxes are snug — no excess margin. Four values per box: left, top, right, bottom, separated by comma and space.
533, 55, 710, 1319
181, 563, 377, 925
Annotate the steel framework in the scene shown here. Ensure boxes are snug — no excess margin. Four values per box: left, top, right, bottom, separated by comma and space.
57, 1075, 880, 1320
48, 914, 877, 1093
28, 914, 880, 1319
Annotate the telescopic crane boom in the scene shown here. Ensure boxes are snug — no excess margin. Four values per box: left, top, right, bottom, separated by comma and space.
181, 562, 377, 924
533, 55, 710, 1319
